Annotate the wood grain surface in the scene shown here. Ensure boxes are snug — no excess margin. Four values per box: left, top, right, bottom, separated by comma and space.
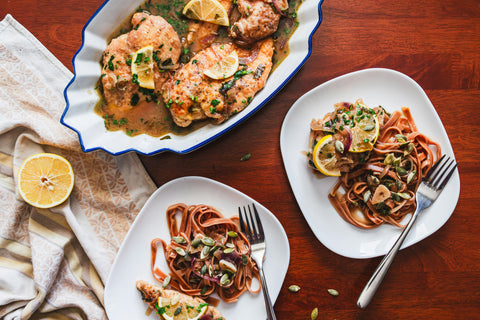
2, 0, 479, 318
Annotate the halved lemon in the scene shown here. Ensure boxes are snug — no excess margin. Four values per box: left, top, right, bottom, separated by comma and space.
183, 0, 229, 26
312, 135, 341, 177
158, 297, 208, 320
349, 105, 379, 153
131, 46, 155, 89
204, 50, 239, 80
17, 153, 74, 209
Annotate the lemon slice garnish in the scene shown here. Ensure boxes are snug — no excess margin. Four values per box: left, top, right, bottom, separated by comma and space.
131, 46, 155, 89
17, 153, 74, 208
349, 104, 380, 153
312, 135, 341, 177
183, 0, 229, 26
204, 51, 239, 80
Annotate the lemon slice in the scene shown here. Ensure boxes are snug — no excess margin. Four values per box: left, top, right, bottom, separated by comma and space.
131, 46, 155, 89
183, 0, 229, 26
158, 297, 208, 320
312, 135, 341, 177
349, 105, 380, 153
17, 153, 74, 209
204, 51, 239, 80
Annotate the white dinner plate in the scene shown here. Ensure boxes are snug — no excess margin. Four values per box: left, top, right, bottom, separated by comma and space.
280, 68, 460, 259
104, 176, 290, 319
61, 0, 324, 155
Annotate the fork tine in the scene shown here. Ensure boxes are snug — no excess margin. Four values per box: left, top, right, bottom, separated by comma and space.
252, 203, 264, 237
425, 155, 448, 183
423, 154, 446, 181
243, 206, 254, 236
248, 205, 259, 235
238, 207, 246, 234
436, 160, 458, 190
430, 157, 454, 187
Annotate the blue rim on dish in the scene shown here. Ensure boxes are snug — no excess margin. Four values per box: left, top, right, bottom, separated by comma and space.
61, 0, 325, 156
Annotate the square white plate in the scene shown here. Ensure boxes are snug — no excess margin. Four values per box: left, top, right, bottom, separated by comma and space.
104, 176, 290, 319
61, 0, 324, 155
280, 68, 460, 259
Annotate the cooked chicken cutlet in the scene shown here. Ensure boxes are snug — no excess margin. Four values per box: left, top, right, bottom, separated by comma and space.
102, 12, 181, 108
162, 38, 273, 127
229, 0, 288, 44
184, 0, 232, 54
136, 280, 223, 320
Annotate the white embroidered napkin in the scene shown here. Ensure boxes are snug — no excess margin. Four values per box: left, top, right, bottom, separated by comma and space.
0, 14, 157, 320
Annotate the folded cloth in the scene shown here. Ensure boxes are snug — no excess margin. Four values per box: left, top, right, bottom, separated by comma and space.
0, 14, 157, 320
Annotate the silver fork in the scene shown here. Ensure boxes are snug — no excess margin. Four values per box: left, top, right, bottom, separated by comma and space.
239, 204, 277, 320
357, 154, 458, 309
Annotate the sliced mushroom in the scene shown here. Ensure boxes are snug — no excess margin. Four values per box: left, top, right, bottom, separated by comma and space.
371, 184, 391, 204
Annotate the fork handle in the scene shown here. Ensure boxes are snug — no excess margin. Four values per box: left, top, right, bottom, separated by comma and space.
258, 267, 277, 320
357, 203, 425, 309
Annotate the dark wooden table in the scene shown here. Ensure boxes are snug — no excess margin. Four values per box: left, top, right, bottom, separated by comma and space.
2, 0, 479, 318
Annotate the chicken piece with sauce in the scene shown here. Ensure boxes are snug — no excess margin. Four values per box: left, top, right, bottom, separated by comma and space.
162, 38, 274, 127
229, 0, 288, 44
101, 12, 181, 109
136, 280, 223, 320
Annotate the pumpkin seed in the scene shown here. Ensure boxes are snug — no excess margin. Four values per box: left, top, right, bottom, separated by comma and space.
175, 247, 186, 256
162, 275, 171, 288
226, 242, 235, 248
201, 246, 211, 259
191, 238, 202, 248
395, 134, 407, 143
363, 124, 375, 131
396, 167, 408, 176
288, 285, 301, 292
384, 153, 395, 165
242, 254, 248, 265
393, 156, 402, 167
397, 192, 411, 199
328, 288, 339, 296
227, 231, 238, 238
200, 264, 207, 276
220, 273, 230, 286
172, 236, 186, 244
396, 179, 403, 190
363, 190, 371, 203
311, 307, 318, 320
201, 237, 215, 246
407, 170, 416, 184
404, 142, 414, 156
391, 192, 400, 202
335, 140, 344, 153
240, 153, 251, 161
223, 247, 234, 254
200, 286, 209, 295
